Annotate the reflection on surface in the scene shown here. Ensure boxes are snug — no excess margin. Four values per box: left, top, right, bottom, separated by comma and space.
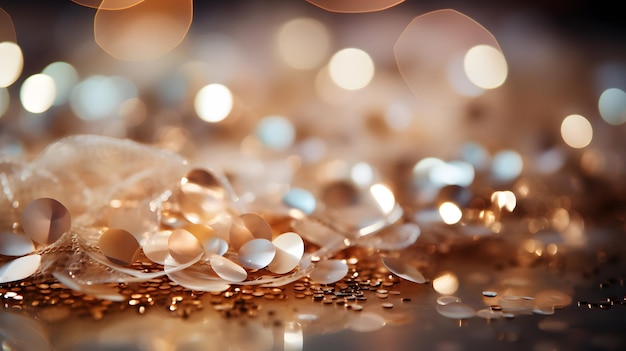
1, 221, 625, 351
0, 1, 625, 350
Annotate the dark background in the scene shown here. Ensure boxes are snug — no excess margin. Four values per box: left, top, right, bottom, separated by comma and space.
2, 0, 625, 75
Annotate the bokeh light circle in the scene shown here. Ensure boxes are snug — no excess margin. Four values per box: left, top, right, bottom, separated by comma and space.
561, 114, 593, 149
277, 17, 330, 70
328, 48, 375, 91
463, 44, 508, 89
256, 115, 296, 151
0, 41, 23, 88
598, 88, 626, 126
42, 61, 80, 106
194, 83, 233, 123
19, 74, 56, 114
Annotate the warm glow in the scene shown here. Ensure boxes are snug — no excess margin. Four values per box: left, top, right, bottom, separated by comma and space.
598, 88, 626, 126
370, 183, 396, 215
433, 272, 459, 295
284, 322, 303, 351
19, 74, 56, 114
277, 17, 330, 70
491, 190, 516, 212
394, 9, 501, 104
194, 83, 233, 123
0, 41, 23, 88
463, 44, 507, 89
72, 0, 145, 10
94, 0, 193, 61
306, 0, 405, 13
439, 202, 462, 224
561, 114, 593, 149
328, 48, 375, 91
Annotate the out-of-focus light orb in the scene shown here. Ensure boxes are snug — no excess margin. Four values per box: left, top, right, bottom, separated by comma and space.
351, 162, 374, 186
491, 190, 516, 212
70, 75, 137, 121
433, 271, 459, 295
560, 114, 593, 149
42, 61, 79, 106
71, 0, 144, 10
385, 101, 412, 132
194, 83, 233, 123
438, 202, 462, 225
0, 41, 23, 88
0, 87, 8, 118
94, 0, 193, 61
429, 160, 475, 187
461, 142, 490, 171
19, 74, 56, 114
463, 44, 507, 89
413, 157, 445, 182
284, 322, 303, 351
283, 187, 316, 215
370, 183, 396, 215
306, 0, 405, 13
277, 17, 330, 70
491, 150, 523, 182
328, 48, 375, 91
256, 115, 296, 150
598, 88, 626, 125
394, 9, 501, 105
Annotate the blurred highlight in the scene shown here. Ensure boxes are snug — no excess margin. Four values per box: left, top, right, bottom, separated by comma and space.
394, 9, 502, 104
194, 84, 234, 123
19, 74, 56, 114
277, 18, 330, 70
328, 48, 375, 91
72, 0, 145, 10
94, 0, 193, 61
0, 41, 23, 88
561, 114, 593, 149
598, 88, 626, 126
306, 0, 404, 13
